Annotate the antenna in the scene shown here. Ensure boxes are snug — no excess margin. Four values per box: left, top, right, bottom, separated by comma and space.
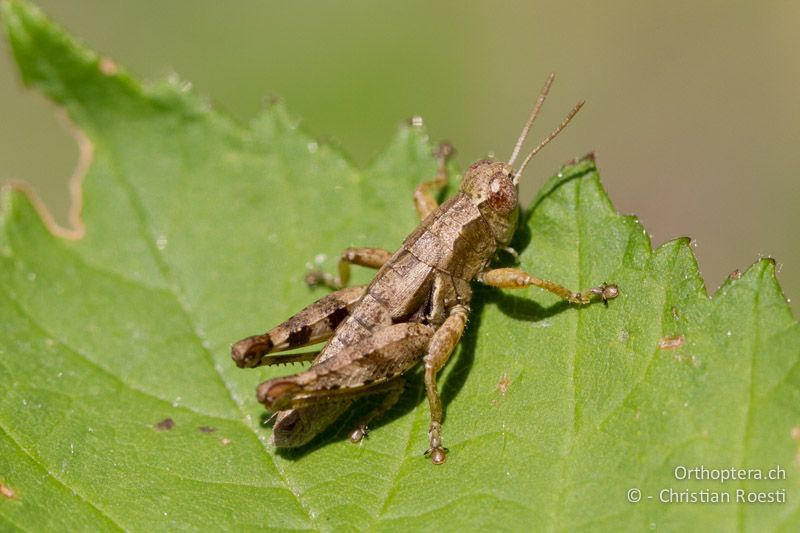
513, 100, 584, 185
508, 73, 555, 167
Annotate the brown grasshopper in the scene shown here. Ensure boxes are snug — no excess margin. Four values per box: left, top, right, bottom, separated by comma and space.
231, 74, 619, 464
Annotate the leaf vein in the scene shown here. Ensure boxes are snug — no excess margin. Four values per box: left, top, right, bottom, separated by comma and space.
0, 422, 123, 530
99, 138, 319, 529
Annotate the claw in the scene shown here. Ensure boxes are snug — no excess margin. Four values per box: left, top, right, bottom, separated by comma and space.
591, 282, 619, 302
350, 425, 369, 443
305, 270, 324, 288
305, 270, 341, 290
424, 446, 448, 464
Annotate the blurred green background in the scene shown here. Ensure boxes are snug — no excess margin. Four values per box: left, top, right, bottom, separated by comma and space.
1, 1, 798, 312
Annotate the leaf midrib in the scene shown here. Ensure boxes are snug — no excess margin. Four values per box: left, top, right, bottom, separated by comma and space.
735, 266, 762, 531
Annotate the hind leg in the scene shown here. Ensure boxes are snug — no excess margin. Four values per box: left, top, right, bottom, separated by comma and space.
349, 378, 406, 442
231, 284, 367, 368
271, 378, 404, 449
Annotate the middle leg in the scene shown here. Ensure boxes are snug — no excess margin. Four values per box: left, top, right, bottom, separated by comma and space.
306, 247, 392, 289
349, 377, 406, 443
423, 304, 469, 464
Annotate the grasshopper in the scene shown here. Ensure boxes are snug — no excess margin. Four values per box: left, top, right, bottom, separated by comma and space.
231, 74, 619, 464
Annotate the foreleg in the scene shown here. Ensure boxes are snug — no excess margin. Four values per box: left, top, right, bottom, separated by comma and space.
477, 268, 619, 304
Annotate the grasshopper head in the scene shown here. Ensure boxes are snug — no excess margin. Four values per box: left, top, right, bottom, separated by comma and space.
460, 160, 519, 246
461, 160, 518, 212
458, 74, 583, 248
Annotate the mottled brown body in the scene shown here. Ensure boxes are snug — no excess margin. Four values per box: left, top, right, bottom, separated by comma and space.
231, 74, 619, 464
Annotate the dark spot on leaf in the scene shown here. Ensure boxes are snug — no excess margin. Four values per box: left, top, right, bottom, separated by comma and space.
792, 427, 800, 464
98, 56, 118, 75
497, 373, 510, 395
658, 335, 685, 350
198, 426, 216, 434
0, 482, 15, 500
154, 418, 175, 431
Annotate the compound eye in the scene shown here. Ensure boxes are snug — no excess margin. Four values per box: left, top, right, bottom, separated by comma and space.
488, 172, 516, 213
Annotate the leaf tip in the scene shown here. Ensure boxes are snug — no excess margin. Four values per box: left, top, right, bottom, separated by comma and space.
395, 115, 432, 150
1, 0, 35, 25
752, 256, 785, 293
2, 0, 63, 84
527, 155, 600, 215
2, 0, 143, 115
736, 256, 777, 283
570, 150, 598, 167
713, 255, 797, 321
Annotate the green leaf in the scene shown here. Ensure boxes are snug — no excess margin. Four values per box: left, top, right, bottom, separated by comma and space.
1, 1, 798, 530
